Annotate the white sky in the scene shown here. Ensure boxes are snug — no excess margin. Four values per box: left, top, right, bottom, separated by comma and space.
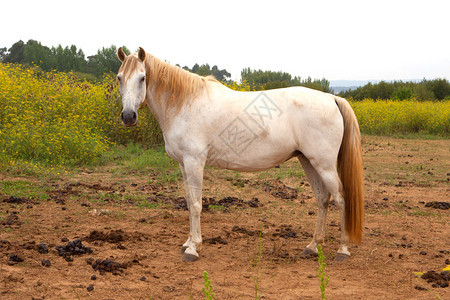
3, 0, 450, 81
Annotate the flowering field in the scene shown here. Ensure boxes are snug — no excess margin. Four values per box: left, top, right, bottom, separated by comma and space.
0, 64, 448, 169
0, 63, 160, 170
351, 99, 449, 137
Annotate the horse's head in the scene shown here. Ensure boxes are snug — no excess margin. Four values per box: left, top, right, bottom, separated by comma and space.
117, 47, 147, 127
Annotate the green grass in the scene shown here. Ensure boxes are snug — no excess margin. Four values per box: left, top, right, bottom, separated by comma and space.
208, 204, 227, 212
136, 201, 166, 209
0, 180, 48, 201
109, 144, 181, 185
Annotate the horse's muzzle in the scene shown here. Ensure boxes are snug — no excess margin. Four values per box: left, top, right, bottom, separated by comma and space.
121, 110, 137, 126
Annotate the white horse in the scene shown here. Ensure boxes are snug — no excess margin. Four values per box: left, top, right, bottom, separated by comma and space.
117, 47, 364, 262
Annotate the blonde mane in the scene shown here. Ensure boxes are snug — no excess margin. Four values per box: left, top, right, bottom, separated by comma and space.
119, 53, 217, 112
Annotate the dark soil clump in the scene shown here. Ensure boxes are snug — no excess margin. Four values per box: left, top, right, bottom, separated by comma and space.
41, 259, 51, 267
259, 180, 298, 200
3, 196, 29, 204
421, 270, 449, 288
173, 196, 263, 211
272, 225, 298, 239
88, 258, 129, 276
204, 236, 228, 245
424, 201, 450, 210
231, 225, 262, 236
37, 243, 49, 254
56, 238, 93, 261
8, 254, 24, 265
2, 213, 21, 226
85, 230, 126, 243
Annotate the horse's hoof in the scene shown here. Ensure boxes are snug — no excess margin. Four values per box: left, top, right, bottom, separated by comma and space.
300, 247, 318, 257
180, 246, 188, 254
181, 253, 199, 262
334, 253, 350, 262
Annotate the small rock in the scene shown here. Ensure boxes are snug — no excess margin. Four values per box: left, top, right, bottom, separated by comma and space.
87, 285, 94, 292
91, 275, 97, 280
419, 251, 427, 255
140, 276, 146, 281
37, 243, 49, 254
61, 237, 69, 242
382, 197, 389, 201
8, 254, 24, 263
41, 259, 51, 267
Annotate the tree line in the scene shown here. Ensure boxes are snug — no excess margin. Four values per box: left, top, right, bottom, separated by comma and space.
0, 40, 332, 92
0, 40, 130, 79
339, 79, 450, 101
240, 67, 332, 92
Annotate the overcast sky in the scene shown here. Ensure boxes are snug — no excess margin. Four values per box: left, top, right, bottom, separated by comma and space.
3, 0, 449, 81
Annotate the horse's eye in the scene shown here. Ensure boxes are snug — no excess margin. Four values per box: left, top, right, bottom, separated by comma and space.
140, 76, 145, 83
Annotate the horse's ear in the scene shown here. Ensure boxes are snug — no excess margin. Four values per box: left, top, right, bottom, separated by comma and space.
118, 47, 127, 62
138, 47, 146, 62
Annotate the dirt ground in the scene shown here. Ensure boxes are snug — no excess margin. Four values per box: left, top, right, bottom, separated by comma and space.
0, 135, 449, 299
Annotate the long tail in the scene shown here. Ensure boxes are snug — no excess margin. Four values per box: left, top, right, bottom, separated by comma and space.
334, 96, 364, 244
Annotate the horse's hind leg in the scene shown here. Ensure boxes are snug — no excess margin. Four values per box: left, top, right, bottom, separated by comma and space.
307, 159, 351, 261
298, 155, 331, 256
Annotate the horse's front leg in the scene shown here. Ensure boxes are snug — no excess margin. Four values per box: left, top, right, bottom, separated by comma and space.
179, 157, 205, 262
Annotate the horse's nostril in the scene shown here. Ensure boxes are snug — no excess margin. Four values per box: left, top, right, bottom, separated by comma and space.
121, 110, 137, 126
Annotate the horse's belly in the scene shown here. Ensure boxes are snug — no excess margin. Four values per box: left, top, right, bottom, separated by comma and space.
204, 140, 298, 172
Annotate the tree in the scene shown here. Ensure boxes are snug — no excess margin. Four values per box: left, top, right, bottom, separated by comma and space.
211, 65, 231, 81
23, 40, 54, 71
183, 63, 231, 81
3, 40, 25, 63
429, 78, 450, 100
392, 86, 412, 100
0, 47, 7, 62
88, 45, 130, 77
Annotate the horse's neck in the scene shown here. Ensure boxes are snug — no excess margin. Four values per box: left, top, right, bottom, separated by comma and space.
145, 78, 230, 132
145, 91, 169, 132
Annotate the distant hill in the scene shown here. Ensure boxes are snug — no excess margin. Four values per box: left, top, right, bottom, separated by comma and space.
330, 80, 379, 94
